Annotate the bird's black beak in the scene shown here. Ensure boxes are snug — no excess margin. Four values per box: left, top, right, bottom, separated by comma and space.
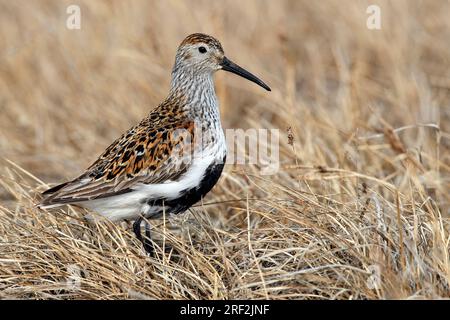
220, 56, 271, 91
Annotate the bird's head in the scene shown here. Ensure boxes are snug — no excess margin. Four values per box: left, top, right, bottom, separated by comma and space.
173, 33, 271, 91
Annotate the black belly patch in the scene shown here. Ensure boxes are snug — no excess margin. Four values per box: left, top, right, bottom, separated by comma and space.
147, 156, 225, 217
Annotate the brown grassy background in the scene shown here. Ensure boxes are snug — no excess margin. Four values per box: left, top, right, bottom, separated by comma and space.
0, 0, 449, 299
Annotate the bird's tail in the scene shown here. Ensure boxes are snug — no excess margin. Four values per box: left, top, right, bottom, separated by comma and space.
38, 182, 70, 209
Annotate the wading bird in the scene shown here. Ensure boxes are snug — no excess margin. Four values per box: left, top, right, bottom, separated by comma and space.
39, 33, 270, 254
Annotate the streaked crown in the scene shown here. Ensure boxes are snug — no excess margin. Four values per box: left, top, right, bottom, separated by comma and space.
179, 33, 224, 54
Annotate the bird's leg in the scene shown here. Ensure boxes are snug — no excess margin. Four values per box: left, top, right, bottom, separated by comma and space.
132, 216, 154, 256
143, 220, 154, 256
132, 217, 143, 243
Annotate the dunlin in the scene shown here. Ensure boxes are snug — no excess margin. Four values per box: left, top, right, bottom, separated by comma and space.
39, 33, 271, 254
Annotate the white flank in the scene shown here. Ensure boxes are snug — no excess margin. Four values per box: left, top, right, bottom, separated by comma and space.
82, 144, 226, 222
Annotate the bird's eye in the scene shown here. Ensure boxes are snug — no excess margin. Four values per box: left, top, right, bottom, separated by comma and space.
198, 46, 207, 54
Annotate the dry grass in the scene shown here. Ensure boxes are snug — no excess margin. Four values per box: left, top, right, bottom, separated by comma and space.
0, 0, 449, 299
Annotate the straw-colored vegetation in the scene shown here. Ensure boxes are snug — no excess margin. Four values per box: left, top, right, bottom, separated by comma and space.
0, 0, 449, 299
